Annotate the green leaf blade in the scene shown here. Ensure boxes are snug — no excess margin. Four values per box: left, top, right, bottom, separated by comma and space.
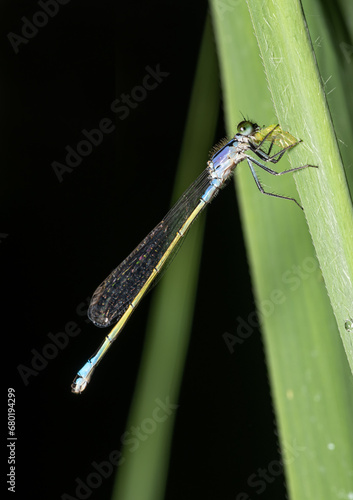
211, 0, 353, 498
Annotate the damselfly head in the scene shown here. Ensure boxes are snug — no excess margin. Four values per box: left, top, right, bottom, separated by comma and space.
237, 121, 259, 137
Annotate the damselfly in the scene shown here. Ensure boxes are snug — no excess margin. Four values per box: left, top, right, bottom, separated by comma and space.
71, 121, 316, 393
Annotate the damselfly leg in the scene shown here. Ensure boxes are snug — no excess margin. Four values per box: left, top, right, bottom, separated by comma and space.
245, 155, 317, 209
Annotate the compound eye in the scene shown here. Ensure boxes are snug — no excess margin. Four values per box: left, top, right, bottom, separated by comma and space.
237, 121, 255, 136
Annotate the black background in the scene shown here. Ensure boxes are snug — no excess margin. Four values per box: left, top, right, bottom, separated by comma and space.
2, 1, 285, 499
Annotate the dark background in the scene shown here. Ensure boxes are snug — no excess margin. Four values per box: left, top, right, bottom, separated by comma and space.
2, 1, 285, 499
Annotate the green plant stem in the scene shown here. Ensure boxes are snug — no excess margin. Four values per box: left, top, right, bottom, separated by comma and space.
111, 14, 220, 500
